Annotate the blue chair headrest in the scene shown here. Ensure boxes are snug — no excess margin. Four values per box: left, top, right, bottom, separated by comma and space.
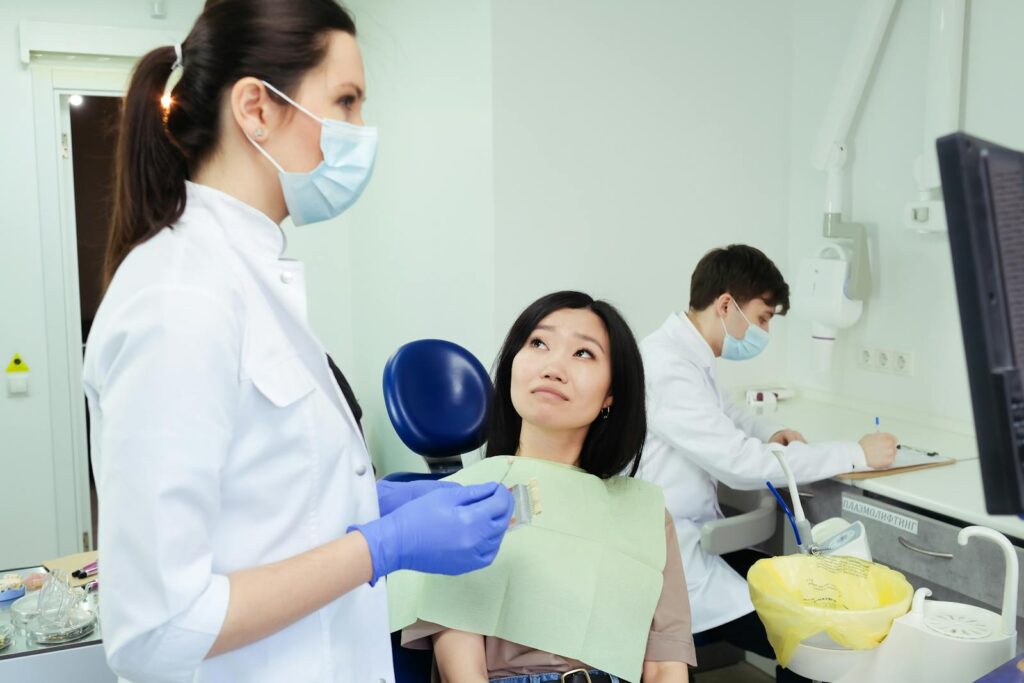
382, 339, 492, 459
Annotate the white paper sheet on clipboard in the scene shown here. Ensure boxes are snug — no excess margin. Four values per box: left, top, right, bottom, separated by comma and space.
838, 444, 955, 480
892, 445, 942, 468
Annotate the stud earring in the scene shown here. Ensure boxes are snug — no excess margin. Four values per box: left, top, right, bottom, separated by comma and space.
253, 127, 265, 138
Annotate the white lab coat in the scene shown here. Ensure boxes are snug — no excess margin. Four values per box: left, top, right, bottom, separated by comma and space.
635, 313, 868, 633
83, 182, 393, 683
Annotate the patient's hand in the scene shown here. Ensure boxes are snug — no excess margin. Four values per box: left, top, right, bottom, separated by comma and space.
432, 628, 488, 683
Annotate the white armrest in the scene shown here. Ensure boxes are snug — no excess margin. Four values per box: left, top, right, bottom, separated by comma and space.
700, 487, 778, 556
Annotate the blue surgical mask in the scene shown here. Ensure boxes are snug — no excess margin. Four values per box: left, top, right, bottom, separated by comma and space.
720, 302, 769, 361
248, 80, 378, 226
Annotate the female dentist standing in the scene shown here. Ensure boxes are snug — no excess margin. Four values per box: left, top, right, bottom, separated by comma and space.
82, 2, 513, 682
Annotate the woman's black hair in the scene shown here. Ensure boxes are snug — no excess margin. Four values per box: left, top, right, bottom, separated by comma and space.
484, 291, 647, 479
105, 0, 356, 287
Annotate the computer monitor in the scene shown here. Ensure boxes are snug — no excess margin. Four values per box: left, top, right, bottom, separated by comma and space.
938, 132, 1024, 515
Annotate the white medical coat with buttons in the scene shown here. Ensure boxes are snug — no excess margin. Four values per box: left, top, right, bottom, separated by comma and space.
82, 182, 392, 683
636, 314, 868, 633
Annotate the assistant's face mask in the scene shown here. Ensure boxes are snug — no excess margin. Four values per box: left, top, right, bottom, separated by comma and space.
248, 80, 378, 226
720, 300, 769, 361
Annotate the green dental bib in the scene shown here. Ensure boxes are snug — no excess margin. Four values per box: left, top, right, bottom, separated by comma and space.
388, 456, 666, 683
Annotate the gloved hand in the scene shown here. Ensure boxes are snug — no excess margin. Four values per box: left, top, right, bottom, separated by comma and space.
351, 482, 514, 585
376, 478, 459, 517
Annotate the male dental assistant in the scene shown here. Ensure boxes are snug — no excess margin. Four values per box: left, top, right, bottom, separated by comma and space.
635, 244, 896, 682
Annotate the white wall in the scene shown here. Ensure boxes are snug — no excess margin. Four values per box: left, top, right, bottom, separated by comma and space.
784, 0, 1024, 428
492, 0, 794, 391
343, 0, 496, 475
345, 0, 800, 477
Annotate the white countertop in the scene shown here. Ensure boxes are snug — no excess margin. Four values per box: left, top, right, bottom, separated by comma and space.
849, 459, 1024, 541
764, 396, 1024, 541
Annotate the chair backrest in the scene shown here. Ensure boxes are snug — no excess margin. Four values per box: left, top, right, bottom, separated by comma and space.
382, 339, 492, 463
699, 485, 778, 557
382, 340, 492, 681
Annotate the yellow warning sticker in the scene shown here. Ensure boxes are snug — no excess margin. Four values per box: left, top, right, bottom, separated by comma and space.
6, 354, 29, 373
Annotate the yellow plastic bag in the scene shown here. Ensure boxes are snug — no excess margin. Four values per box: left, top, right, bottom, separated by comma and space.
748, 554, 913, 667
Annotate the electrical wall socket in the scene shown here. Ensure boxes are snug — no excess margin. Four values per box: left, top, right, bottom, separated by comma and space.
857, 346, 875, 370
858, 346, 914, 376
893, 350, 915, 376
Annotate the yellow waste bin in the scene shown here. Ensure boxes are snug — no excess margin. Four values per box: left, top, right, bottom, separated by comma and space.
748, 554, 913, 667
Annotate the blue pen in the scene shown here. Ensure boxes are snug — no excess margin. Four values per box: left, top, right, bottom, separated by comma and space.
875, 416, 880, 433
766, 481, 802, 547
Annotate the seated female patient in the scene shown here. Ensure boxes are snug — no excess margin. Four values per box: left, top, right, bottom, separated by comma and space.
389, 291, 697, 683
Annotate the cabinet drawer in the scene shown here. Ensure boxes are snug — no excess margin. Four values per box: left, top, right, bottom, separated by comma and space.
841, 492, 1024, 618
797, 479, 846, 522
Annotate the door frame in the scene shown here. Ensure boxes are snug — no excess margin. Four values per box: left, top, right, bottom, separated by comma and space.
26, 18, 177, 555
32, 61, 131, 555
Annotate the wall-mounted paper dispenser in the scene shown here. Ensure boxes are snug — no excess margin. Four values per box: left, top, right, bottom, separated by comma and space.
794, 244, 863, 372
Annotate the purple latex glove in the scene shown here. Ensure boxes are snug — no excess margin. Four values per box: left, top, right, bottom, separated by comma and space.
376, 478, 459, 517
352, 482, 514, 584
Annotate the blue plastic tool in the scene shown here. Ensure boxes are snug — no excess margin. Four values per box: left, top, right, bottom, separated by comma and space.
766, 481, 802, 547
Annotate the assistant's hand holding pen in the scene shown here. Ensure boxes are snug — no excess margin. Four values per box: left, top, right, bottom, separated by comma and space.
859, 432, 898, 468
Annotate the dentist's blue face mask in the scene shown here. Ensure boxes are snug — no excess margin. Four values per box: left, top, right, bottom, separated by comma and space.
248, 80, 378, 226
720, 300, 769, 361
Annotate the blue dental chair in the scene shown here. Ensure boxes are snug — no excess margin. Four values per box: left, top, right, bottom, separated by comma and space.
382, 338, 492, 477
380, 339, 493, 682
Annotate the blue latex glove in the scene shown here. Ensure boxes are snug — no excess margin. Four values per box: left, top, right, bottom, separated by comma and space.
376, 478, 459, 517
352, 482, 514, 585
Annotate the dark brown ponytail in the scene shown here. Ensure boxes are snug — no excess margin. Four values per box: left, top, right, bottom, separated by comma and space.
104, 0, 357, 288
105, 46, 187, 287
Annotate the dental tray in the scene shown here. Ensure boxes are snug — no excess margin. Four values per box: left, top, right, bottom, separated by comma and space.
0, 573, 25, 602
29, 607, 97, 645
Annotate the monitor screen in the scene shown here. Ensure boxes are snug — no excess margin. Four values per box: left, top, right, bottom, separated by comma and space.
939, 132, 1024, 514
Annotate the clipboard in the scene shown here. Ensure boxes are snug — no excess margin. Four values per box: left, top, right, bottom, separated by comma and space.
837, 445, 956, 480
42, 550, 97, 588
